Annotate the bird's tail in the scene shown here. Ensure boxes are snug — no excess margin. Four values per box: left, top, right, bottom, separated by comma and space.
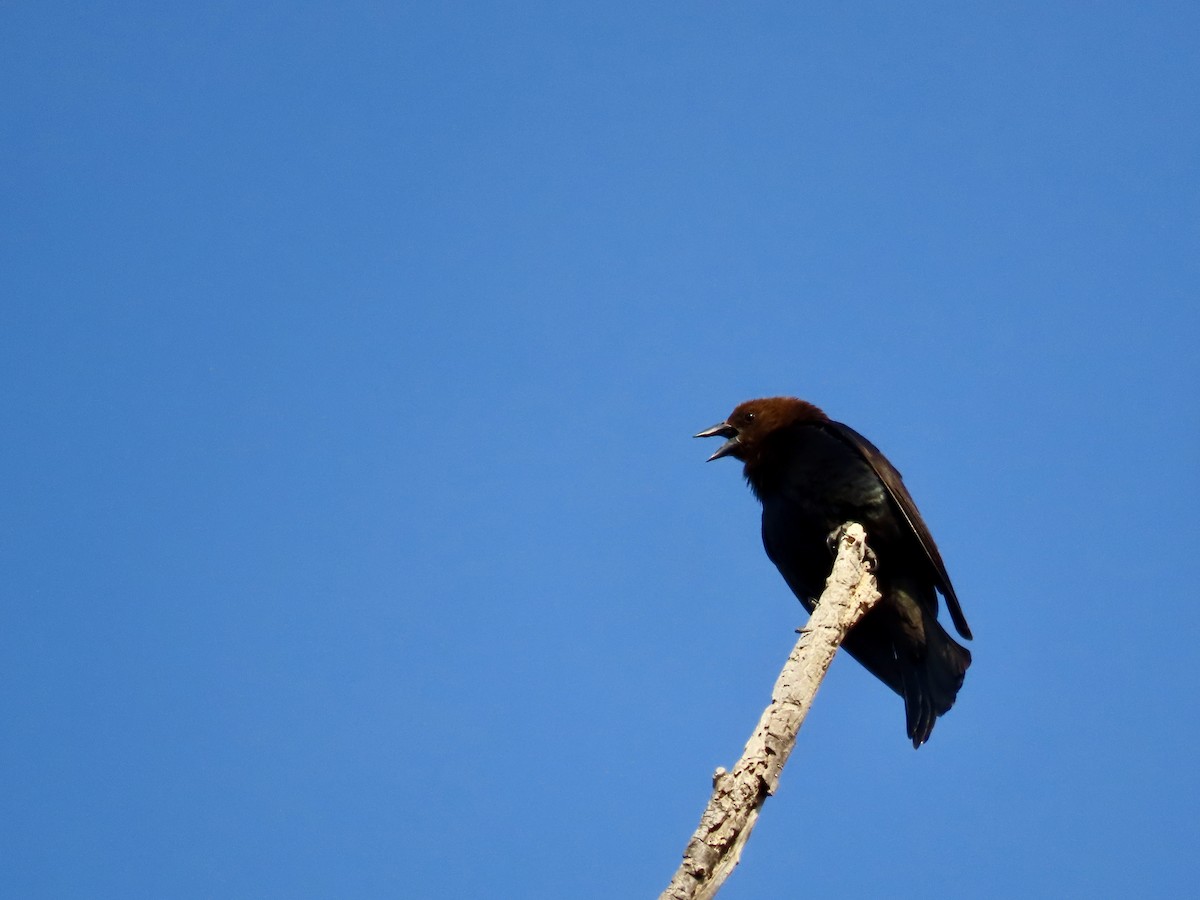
899, 625, 971, 749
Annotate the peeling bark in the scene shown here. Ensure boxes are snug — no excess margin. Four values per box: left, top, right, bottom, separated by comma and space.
660, 523, 881, 900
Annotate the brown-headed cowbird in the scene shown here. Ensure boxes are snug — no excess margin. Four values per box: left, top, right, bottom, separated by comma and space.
696, 397, 972, 748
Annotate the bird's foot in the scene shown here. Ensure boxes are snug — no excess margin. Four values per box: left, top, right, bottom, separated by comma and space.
826, 525, 877, 571
862, 544, 877, 571
825, 526, 843, 556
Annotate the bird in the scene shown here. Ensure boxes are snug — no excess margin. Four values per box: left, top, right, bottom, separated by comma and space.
695, 396, 972, 748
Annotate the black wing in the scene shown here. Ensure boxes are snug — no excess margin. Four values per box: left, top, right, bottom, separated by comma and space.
823, 420, 973, 640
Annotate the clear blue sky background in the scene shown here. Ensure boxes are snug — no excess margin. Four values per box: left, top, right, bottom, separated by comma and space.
4, 3, 1198, 898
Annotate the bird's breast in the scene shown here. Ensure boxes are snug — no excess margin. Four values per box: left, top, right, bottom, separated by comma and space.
753, 427, 900, 597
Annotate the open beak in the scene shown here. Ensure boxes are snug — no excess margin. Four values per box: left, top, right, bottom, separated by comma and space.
694, 421, 740, 462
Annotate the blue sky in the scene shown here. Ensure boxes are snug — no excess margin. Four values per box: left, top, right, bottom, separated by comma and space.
3, 3, 1198, 897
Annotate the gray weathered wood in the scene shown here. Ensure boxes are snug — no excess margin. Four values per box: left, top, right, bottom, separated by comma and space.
659, 523, 881, 900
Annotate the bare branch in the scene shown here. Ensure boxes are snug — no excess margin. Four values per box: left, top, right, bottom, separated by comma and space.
660, 523, 881, 900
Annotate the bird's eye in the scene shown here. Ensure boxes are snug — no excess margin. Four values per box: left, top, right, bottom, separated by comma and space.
744, 412, 755, 422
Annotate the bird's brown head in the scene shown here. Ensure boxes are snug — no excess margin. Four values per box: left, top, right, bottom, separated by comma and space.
694, 397, 827, 464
